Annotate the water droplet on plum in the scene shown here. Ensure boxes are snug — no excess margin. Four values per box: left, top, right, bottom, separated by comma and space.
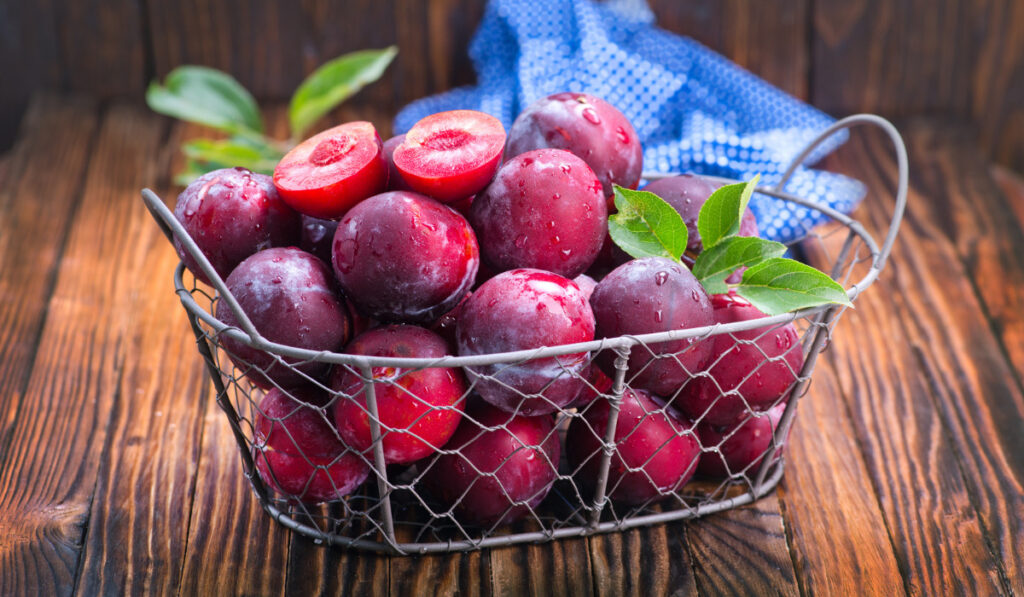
654, 271, 669, 286
582, 107, 601, 125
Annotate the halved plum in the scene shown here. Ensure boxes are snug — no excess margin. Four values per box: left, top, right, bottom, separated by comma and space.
393, 110, 505, 202
273, 121, 388, 219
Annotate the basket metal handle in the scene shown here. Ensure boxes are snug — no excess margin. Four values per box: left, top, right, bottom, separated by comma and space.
141, 188, 264, 344
773, 113, 908, 272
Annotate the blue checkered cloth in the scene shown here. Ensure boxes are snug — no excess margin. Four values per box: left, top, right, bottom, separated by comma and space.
394, 0, 864, 244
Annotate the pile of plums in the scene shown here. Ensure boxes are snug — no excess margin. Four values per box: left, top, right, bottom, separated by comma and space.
173, 93, 803, 525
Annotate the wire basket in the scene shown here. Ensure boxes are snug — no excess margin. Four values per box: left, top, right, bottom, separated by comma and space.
141, 114, 907, 555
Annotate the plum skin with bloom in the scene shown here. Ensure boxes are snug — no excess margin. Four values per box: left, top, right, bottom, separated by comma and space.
173, 167, 299, 286
567, 388, 701, 505
589, 257, 715, 397
420, 401, 560, 526
332, 191, 479, 323
216, 247, 350, 390
331, 325, 467, 465
470, 148, 608, 279
456, 269, 595, 416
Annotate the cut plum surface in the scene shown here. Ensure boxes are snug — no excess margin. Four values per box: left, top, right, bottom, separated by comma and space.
393, 110, 506, 202
273, 121, 387, 219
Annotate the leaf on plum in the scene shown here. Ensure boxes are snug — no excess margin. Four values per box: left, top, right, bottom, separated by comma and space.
608, 185, 688, 261
735, 257, 853, 315
146, 66, 264, 135
697, 175, 759, 249
692, 236, 787, 294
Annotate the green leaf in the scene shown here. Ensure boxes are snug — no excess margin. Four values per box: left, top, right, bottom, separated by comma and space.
692, 236, 788, 294
735, 257, 853, 315
182, 137, 285, 175
608, 185, 688, 261
697, 174, 760, 249
289, 46, 398, 139
146, 66, 264, 135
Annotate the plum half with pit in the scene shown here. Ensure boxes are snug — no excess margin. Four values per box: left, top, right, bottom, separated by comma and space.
216, 247, 350, 389
505, 92, 643, 200
697, 401, 787, 479
420, 401, 560, 526
469, 148, 607, 278
589, 257, 714, 397
253, 386, 369, 503
331, 325, 467, 465
332, 191, 479, 323
678, 291, 803, 426
173, 167, 300, 286
273, 121, 388, 219
393, 110, 506, 202
567, 388, 700, 506
456, 269, 594, 416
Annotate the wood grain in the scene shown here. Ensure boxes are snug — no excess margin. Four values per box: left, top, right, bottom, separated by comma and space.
0, 103, 163, 597
812, 0, 1024, 171
489, 534, 591, 596
588, 520, 697, 597
69, 121, 212, 596
686, 497, 800, 596
819, 128, 1024, 594
0, 97, 97, 464
776, 363, 904, 595
54, 0, 146, 97
651, 0, 810, 99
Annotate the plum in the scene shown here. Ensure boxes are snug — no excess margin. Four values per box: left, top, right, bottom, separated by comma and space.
572, 273, 598, 302
299, 214, 338, 264
253, 387, 369, 503
382, 133, 412, 191
697, 401, 787, 479
332, 191, 479, 323
469, 148, 607, 278
173, 167, 300, 286
331, 325, 467, 464
572, 367, 613, 408
420, 401, 560, 526
642, 174, 759, 280
393, 110, 506, 202
505, 92, 643, 201
216, 247, 350, 389
677, 292, 803, 426
456, 269, 594, 415
589, 258, 714, 397
273, 121, 388, 219
567, 388, 700, 506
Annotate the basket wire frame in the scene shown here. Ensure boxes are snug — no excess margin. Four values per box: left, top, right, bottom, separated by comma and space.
142, 114, 908, 555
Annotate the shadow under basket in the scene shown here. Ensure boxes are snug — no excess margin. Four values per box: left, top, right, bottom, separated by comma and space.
141, 114, 907, 555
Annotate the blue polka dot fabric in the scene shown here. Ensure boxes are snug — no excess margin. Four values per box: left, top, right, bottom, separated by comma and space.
394, 0, 865, 244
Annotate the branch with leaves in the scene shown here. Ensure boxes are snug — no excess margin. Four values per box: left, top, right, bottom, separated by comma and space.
146, 47, 398, 185
608, 177, 853, 315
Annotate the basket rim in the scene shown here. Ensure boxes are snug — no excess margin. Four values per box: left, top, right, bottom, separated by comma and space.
169, 180, 877, 369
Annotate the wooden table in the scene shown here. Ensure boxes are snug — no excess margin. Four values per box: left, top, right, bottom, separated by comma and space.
2, 96, 1022, 596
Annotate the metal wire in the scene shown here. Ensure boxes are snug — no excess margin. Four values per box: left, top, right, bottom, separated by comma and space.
141, 114, 907, 555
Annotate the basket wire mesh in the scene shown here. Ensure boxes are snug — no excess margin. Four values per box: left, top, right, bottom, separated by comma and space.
142, 114, 907, 554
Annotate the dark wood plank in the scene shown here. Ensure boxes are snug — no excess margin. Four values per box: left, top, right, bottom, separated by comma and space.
686, 497, 799, 596
488, 535, 590, 597
778, 361, 904, 595
812, 0, 1024, 171
145, 0, 484, 114
69, 120, 212, 596
176, 387, 290, 596
53, 0, 146, 96
0, 1, 62, 150
588, 520, 697, 597
990, 165, 1024, 229
0, 103, 164, 597
650, 0, 810, 99
0, 97, 97, 464
816, 126, 1024, 594
284, 536, 389, 597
